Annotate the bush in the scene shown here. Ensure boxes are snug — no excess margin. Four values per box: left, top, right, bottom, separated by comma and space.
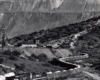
37, 53, 48, 61
12, 50, 21, 56
42, 63, 52, 67
9, 56, 17, 61
3, 50, 12, 55
31, 54, 37, 58
14, 63, 25, 71
28, 56, 36, 61
42, 72, 47, 77
0, 58, 3, 64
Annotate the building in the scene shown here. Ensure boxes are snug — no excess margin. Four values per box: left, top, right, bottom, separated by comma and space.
0, 72, 15, 80
52, 43, 59, 48
21, 44, 37, 48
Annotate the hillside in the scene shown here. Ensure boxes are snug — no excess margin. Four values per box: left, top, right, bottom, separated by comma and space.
9, 14, 100, 45
0, 0, 100, 38
0, 12, 100, 38
0, 0, 100, 12
8, 15, 100, 72
73, 25, 100, 72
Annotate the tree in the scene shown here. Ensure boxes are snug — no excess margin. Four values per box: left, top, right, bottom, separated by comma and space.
0, 58, 3, 64
28, 56, 36, 61
14, 63, 25, 71
13, 50, 21, 56
3, 50, 12, 55
37, 53, 48, 61
9, 56, 17, 61
31, 54, 37, 58
20, 63, 26, 70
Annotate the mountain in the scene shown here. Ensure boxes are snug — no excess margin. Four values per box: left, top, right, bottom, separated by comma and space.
0, 0, 100, 12
0, 0, 100, 38
9, 15, 100, 44
0, 12, 100, 38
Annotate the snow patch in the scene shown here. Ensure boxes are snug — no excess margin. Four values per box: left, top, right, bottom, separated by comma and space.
0, 13, 4, 22
87, 0, 100, 4
50, 0, 64, 9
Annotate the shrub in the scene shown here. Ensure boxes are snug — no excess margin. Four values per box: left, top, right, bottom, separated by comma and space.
14, 63, 25, 71
12, 50, 21, 56
42, 72, 47, 77
42, 63, 52, 67
28, 56, 36, 61
20, 63, 26, 70
9, 56, 17, 61
3, 50, 12, 55
0, 58, 3, 64
37, 53, 48, 61
31, 54, 37, 58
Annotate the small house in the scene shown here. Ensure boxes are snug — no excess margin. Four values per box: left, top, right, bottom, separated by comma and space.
21, 44, 37, 48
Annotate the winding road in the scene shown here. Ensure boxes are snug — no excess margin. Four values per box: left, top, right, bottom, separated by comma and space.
83, 71, 100, 80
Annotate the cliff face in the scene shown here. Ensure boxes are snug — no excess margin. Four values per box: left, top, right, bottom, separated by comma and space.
0, 0, 100, 38
0, 12, 99, 38
0, 0, 100, 12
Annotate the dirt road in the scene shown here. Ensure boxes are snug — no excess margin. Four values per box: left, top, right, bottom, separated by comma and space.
83, 71, 100, 80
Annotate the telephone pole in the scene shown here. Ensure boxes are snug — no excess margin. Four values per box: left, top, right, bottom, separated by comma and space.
1, 24, 5, 53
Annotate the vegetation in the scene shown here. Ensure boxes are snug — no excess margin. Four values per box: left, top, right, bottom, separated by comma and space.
1, 14, 100, 77
31, 54, 38, 58
3, 50, 21, 57
9, 56, 17, 61
73, 25, 100, 71
28, 56, 36, 61
30, 53, 48, 61
0, 58, 4, 64
13, 50, 21, 56
14, 63, 26, 71
7, 14, 100, 73
3, 50, 12, 55
9, 15, 99, 46
37, 53, 48, 62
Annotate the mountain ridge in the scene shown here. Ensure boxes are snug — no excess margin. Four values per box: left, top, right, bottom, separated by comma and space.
0, 0, 100, 12
0, 0, 100, 38
0, 12, 99, 38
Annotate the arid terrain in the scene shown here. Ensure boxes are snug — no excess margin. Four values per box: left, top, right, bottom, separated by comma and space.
0, 0, 100, 80
0, 0, 100, 12
0, 0, 100, 38
0, 12, 99, 38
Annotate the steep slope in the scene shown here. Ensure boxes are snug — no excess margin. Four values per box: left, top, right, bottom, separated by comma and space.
54, 49, 72, 58
21, 48, 56, 60
58, 0, 100, 12
0, 12, 100, 38
0, 0, 100, 12
0, 0, 100, 38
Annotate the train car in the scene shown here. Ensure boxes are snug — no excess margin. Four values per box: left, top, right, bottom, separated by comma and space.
62, 70, 67, 77
46, 71, 54, 79
54, 71, 61, 78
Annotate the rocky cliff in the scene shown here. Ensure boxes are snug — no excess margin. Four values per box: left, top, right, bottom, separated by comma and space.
0, 0, 100, 12
0, 0, 100, 38
0, 12, 99, 38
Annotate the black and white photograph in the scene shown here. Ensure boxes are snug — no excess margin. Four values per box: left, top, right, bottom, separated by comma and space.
0, 0, 100, 80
